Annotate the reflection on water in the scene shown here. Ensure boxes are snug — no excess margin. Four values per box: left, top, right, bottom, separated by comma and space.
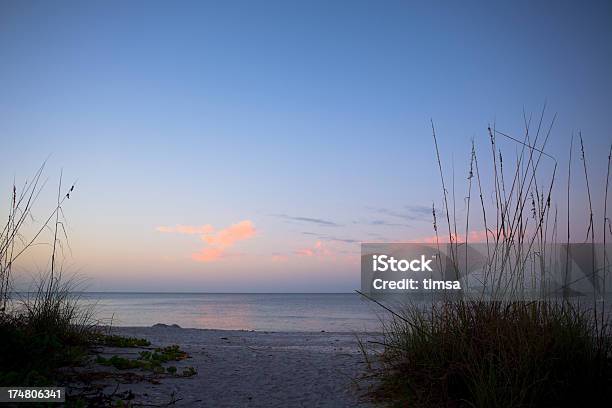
79, 293, 384, 332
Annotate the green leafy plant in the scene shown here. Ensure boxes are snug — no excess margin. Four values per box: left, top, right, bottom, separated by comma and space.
96, 344, 194, 377
96, 334, 151, 348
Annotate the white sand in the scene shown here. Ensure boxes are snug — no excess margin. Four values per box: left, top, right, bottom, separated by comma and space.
79, 326, 381, 407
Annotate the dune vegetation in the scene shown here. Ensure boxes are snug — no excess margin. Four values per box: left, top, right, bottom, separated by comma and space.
0, 163, 92, 386
0, 164, 195, 406
363, 113, 612, 407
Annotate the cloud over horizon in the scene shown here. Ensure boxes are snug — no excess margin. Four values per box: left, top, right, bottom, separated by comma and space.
201, 220, 256, 247
295, 240, 332, 257
156, 220, 256, 262
271, 214, 340, 226
366, 204, 435, 223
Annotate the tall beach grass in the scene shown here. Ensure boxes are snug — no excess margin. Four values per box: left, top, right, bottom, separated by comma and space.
0, 164, 96, 385
364, 111, 612, 407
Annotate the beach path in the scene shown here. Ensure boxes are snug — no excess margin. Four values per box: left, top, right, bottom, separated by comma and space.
85, 326, 377, 407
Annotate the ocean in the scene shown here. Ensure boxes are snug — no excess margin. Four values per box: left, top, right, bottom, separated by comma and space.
80, 293, 384, 332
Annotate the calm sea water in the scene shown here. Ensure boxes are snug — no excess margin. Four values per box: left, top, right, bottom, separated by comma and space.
80, 293, 384, 332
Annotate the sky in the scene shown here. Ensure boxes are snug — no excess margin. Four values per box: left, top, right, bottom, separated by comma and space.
1, 0, 611, 292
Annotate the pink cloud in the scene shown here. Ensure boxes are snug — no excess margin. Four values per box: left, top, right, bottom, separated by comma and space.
156, 220, 256, 263
295, 248, 314, 257
202, 220, 256, 247
271, 254, 289, 262
156, 224, 214, 234
192, 247, 225, 262
295, 240, 332, 257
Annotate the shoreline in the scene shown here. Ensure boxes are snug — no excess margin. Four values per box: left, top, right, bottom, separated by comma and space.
101, 323, 383, 335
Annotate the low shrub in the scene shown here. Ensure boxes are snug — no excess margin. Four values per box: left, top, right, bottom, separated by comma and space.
373, 300, 612, 408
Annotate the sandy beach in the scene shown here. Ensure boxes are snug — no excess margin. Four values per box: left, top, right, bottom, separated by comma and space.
71, 325, 381, 407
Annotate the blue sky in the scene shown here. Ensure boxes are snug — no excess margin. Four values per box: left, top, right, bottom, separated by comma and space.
1, 0, 611, 291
